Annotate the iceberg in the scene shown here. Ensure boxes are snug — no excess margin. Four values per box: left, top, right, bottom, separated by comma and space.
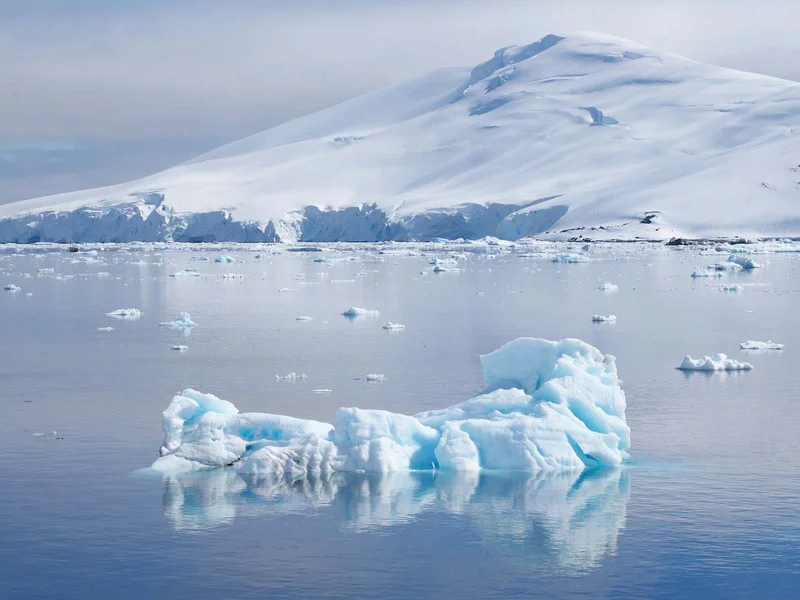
275, 373, 307, 381
597, 282, 618, 292
551, 254, 589, 264
382, 322, 406, 330
107, 308, 142, 320
728, 254, 762, 269
739, 340, 784, 350
721, 284, 744, 292
97, 326, 115, 332
171, 269, 203, 279
691, 269, 724, 278
159, 312, 196, 329
214, 256, 235, 263
678, 354, 753, 371
151, 338, 630, 475
366, 374, 386, 382
592, 314, 617, 322
4, 284, 21, 292
172, 345, 189, 352
342, 306, 380, 317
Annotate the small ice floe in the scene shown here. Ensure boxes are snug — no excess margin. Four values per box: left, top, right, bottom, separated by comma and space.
171, 345, 189, 352
366, 373, 386, 382
739, 340, 784, 350
97, 326, 115, 332
597, 282, 618, 292
278, 287, 293, 292
171, 269, 202, 279
3, 284, 20, 292
430, 257, 458, 265
678, 354, 754, 371
592, 314, 617, 323
214, 256, 235, 263
710, 263, 736, 271
312, 389, 332, 394
433, 265, 460, 273
25, 292, 33, 296
692, 269, 724, 278
721, 284, 744, 292
222, 273, 243, 279
275, 373, 307, 381
106, 308, 142, 320
551, 253, 589, 263
295, 316, 314, 321
159, 313, 196, 329
32, 432, 45, 437
728, 254, 762, 269
37, 268, 54, 274
342, 306, 379, 317
382, 322, 406, 330
191, 256, 209, 262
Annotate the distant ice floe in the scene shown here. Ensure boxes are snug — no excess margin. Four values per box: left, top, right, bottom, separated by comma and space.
739, 340, 784, 350
312, 389, 332, 394
342, 306, 380, 317
728, 254, 762, 269
214, 256, 235, 263
97, 326, 115, 332
691, 269, 724, 278
721, 284, 744, 292
107, 308, 142, 320
278, 288, 293, 292
276, 373, 307, 381
295, 316, 314, 321
37, 268, 54, 274
160, 313, 196, 329
592, 314, 617, 322
678, 354, 753, 371
382, 322, 406, 330
552, 254, 589, 264
172, 345, 189, 352
151, 337, 630, 476
597, 282, 618, 292
3, 284, 20, 292
365, 374, 386, 382
171, 269, 203, 279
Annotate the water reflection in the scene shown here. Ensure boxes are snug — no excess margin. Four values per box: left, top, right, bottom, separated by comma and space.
163, 468, 630, 573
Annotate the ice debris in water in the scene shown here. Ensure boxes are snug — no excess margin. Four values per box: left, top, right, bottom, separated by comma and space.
342, 306, 380, 317
312, 389, 332, 394
295, 316, 314, 321
160, 313, 196, 329
366, 374, 386, 382
728, 254, 762, 269
597, 282, 618, 292
382, 322, 406, 330
97, 326, 115, 332
37, 268, 54, 274
172, 345, 189, 352
691, 269, 724, 278
721, 284, 744, 292
592, 315, 617, 322
276, 373, 307, 381
278, 288, 293, 292
739, 340, 784, 350
222, 273, 243, 279
552, 254, 589, 264
4, 284, 20, 292
171, 269, 203, 279
107, 308, 142, 319
678, 354, 753, 371
214, 256, 235, 263
151, 337, 630, 475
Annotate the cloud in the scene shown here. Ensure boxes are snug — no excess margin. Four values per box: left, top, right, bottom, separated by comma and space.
1, 0, 798, 202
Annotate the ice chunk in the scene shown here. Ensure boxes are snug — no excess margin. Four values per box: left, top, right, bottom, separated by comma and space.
107, 308, 142, 320
152, 337, 630, 475
342, 306, 380, 317
172, 345, 189, 352
222, 273, 243, 279
721, 284, 744, 292
739, 340, 784, 350
3, 284, 20, 292
551, 254, 589, 263
214, 256, 235, 263
97, 326, 115, 332
171, 269, 203, 279
691, 269, 723, 278
159, 312, 196, 329
312, 389, 332, 394
678, 354, 753, 371
592, 315, 617, 322
597, 282, 618, 292
295, 316, 313, 321
275, 373, 307, 381
366, 374, 386, 381
278, 288, 293, 292
728, 254, 762, 269
37, 268, 54, 274
382, 322, 406, 330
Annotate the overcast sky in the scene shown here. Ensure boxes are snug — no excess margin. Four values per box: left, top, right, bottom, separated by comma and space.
2, 0, 799, 204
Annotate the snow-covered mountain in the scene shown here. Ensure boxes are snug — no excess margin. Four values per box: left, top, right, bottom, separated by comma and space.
2, 32, 799, 243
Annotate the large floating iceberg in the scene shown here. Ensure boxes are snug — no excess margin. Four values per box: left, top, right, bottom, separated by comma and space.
151, 338, 630, 475
677, 354, 753, 371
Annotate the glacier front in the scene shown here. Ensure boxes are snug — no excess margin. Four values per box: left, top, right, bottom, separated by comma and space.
151, 337, 630, 475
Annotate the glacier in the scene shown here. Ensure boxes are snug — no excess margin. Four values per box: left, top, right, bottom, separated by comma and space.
2, 32, 800, 244
151, 337, 630, 475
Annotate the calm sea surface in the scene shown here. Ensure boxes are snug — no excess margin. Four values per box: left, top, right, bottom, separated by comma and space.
1, 242, 798, 599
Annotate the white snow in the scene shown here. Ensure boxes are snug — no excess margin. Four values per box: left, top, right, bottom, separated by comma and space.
4, 284, 20, 292
739, 340, 784, 350
342, 306, 380, 317
106, 308, 142, 319
597, 282, 618, 292
151, 337, 630, 475
382, 322, 406, 330
159, 312, 196, 329
4, 32, 800, 243
678, 354, 754, 371
592, 315, 617, 322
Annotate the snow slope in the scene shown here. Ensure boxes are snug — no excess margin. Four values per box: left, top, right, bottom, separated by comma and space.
2, 32, 799, 243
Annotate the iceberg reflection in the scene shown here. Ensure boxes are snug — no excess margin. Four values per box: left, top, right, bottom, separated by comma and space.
162, 468, 629, 573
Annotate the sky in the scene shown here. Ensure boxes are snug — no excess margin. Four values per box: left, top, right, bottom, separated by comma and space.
2, 0, 799, 205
